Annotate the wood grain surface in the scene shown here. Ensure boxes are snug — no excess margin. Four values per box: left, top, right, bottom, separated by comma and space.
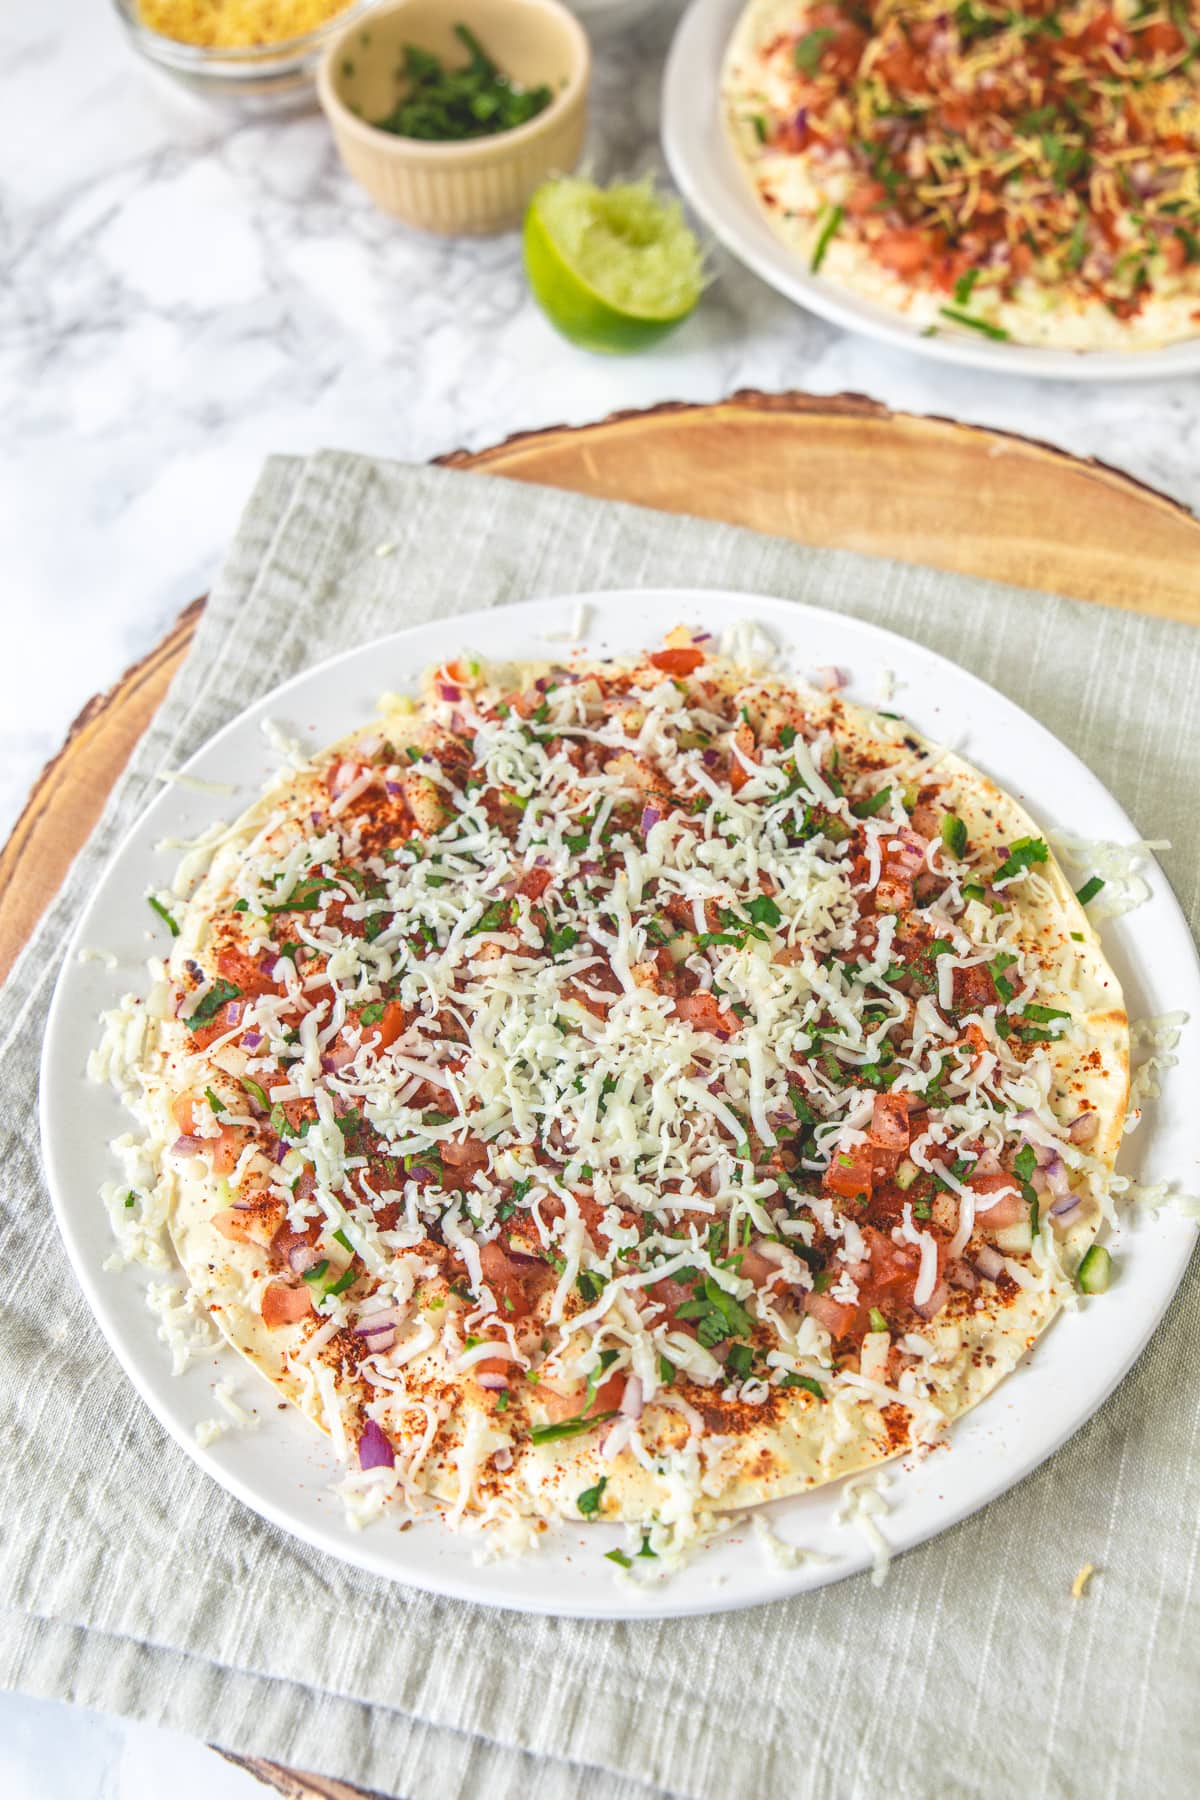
9, 389, 1200, 1799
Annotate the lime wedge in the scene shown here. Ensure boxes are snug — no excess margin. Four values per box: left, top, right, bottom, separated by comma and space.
523, 176, 705, 354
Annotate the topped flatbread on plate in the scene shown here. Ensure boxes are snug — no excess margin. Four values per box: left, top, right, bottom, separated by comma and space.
97, 632, 1128, 1557
721, 0, 1200, 352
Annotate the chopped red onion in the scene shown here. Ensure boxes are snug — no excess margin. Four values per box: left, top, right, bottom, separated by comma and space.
492, 1446, 513, 1470
354, 1307, 403, 1337
385, 780, 402, 796
171, 1134, 206, 1157
322, 1044, 355, 1074
242, 1029, 262, 1049
640, 805, 661, 835
1050, 1195, 1082, 1220
288, 1244, 325, 1274
701, 747, 720, 767
477, 1372, 508, 1390
914, 1281, 949, 1321
1068, 1113, 1099, 1146
619, 1375, 644, 1420
438, 682, 461, 703
357, 1419, 395, 1471
329, 760, 359, 797
975, 1245, 1005, 1280
813, 665, 846, 692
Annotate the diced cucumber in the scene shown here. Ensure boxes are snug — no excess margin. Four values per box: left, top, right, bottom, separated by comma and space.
994, 1222, 1033, 1256
1076, 1244, 1112, 1294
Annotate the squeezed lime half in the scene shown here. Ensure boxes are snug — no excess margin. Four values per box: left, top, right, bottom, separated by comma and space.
523, 176, 705, 354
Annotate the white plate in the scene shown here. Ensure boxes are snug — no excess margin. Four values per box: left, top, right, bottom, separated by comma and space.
661, 0, 1200, 383
40, 588, 1199, 1619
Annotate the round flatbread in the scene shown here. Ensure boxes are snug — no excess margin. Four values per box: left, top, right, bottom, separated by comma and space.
105, 634, 1128, 1553
721, 0, 1200, 352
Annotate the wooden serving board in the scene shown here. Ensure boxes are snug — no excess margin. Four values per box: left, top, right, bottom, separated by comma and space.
8, 389, 1200, 1800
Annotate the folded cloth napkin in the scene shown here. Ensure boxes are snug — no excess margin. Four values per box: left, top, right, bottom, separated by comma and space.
2, 451, 1198, 1800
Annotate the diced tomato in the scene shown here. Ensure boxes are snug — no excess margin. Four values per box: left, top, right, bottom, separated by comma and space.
872, 227, 937, 276
648, 647, 705, 676
869, 1092, 910, 1151
440, 1137, 489, 1191
213, 1206, 276, 1248
361, 1000, 406, 1051
261, 1282, 313, 1329
209, 1125, 250, 1175
874, 37, 927, 91
804, 1290, 859, 1338
173, 1095, 199, 1134
645, 1276, 697, 1335
739, 1246, 779, 1287
970, 1171, 1027, 1229
188, 1002, 246, 1051
517, 867, 553, 901
728, 720, 757, 794
823, 1142, 875, 1201
673, 993, 742, 1036
857, 1224, 926, 1313
479, 1240, 550, 1320
216, 946, 279, 998
875, 874, 913, 914
846, 179, 887, 217
172, 1095, 246, 1172
952, 964, 997, 1012
587, 1372, 626, 1416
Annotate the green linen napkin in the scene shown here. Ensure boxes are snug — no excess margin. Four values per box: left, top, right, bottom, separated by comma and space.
2, 450, 1198, 1800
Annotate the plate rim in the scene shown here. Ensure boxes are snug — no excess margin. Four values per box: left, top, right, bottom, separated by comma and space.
661, 0, 1200, 384
38, 585, 1200, 1619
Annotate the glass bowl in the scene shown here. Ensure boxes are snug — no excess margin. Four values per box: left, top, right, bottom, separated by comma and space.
111, 0, 380, 109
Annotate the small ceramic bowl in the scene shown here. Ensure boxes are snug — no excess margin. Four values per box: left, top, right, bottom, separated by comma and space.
317, 0, 590, 234
111, 0, 377, 111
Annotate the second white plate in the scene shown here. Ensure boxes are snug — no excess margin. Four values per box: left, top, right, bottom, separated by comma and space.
661, 0, 1200, 383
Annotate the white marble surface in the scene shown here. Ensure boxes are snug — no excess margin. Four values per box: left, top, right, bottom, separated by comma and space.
0, 1689, 275, 1800
2, 0, 1198, 1792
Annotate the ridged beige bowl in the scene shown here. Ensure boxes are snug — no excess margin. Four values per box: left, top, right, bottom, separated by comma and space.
317, 0, 590, 235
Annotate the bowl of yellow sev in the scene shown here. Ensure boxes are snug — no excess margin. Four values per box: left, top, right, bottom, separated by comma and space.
113, 0, 379, 106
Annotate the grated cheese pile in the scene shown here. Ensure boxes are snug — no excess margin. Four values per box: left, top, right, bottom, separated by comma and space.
97, 634, 1133, 1553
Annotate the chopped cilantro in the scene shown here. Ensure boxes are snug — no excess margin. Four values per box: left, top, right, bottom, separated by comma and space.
994, 837, 1048, 883
186, 979, 241, 1026
147, 894, 179, 936
794, 26, 834, 72
577, 1476, 608, 1517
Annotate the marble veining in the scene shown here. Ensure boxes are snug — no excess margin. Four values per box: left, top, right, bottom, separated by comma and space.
1, 0, 1198, 1786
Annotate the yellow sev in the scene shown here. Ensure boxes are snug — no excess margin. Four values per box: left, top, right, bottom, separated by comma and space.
137, 0, 353, 49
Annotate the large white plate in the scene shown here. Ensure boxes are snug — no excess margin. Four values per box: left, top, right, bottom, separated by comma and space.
662, 0, 1200, 383
41, 588, 1199, 1619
